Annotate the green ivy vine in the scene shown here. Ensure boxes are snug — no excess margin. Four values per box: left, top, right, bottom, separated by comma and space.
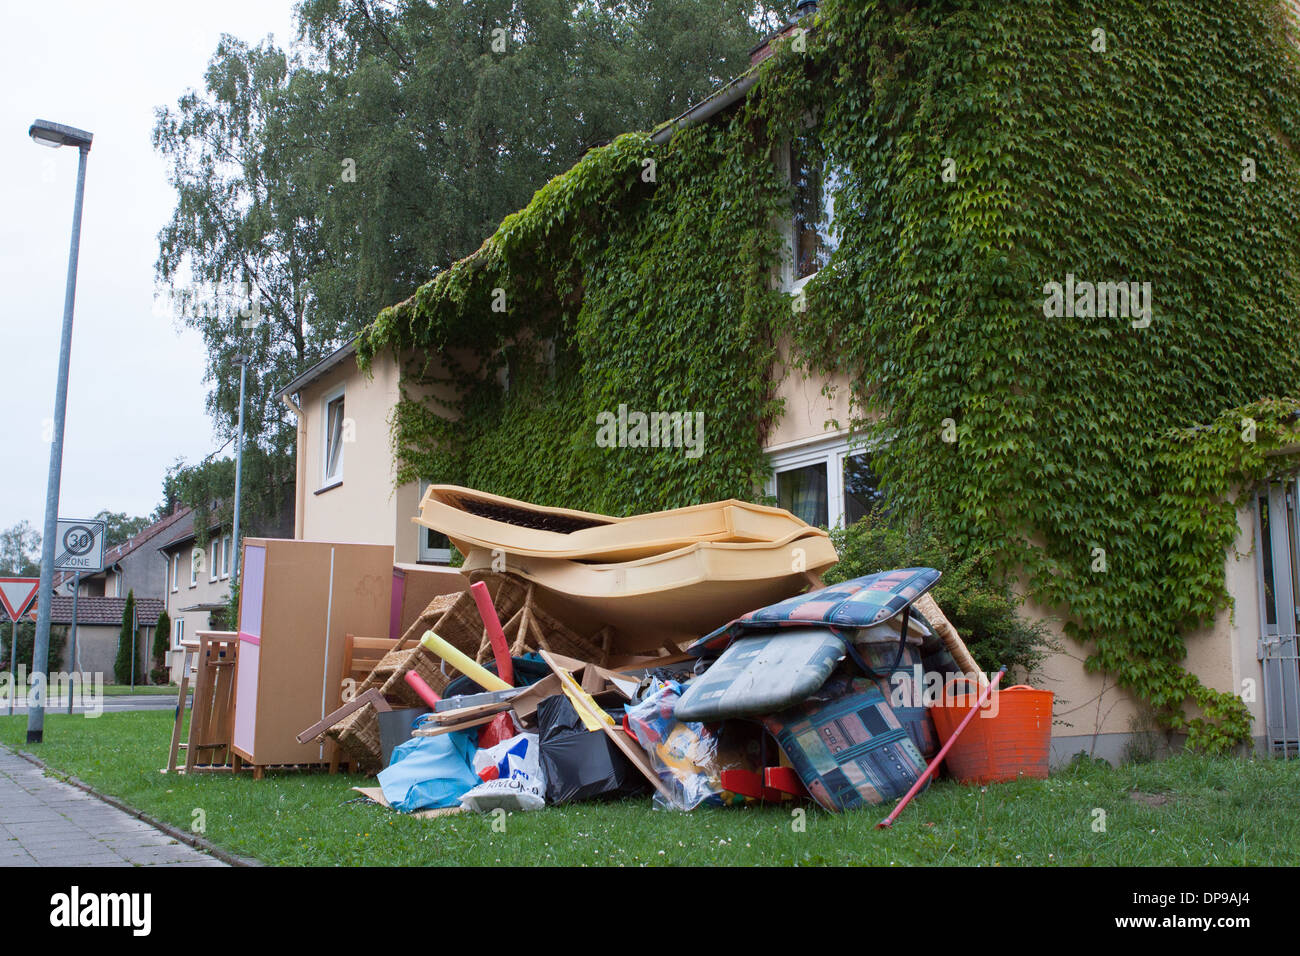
360, 0, 1300, 752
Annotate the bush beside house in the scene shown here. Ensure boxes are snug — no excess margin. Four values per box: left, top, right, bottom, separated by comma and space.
114, 590, 138, 685
152, 609, 171, 685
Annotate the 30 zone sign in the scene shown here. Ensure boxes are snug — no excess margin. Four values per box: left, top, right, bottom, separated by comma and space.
54, 519, 106, 573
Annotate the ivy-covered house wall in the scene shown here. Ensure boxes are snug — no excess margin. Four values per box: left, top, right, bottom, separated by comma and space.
359, 0, 1300, 758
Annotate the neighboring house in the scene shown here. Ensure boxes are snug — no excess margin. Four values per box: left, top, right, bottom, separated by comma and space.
273, 8, 1300, 764
157, 503, 293, 683
47, 595, 163, 683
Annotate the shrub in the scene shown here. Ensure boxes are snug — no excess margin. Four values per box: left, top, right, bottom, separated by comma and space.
1, 622, 68, 672
113, 590, 138, 685
824, 511, 1053, 679
152, 609, 171, 685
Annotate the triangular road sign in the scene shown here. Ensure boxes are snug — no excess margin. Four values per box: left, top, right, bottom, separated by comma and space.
0, 578, 40, 623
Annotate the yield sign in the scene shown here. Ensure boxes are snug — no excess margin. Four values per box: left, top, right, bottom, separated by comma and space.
0, 578, 40, 623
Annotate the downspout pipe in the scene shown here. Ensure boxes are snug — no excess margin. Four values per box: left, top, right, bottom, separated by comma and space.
280, 392, 307, 541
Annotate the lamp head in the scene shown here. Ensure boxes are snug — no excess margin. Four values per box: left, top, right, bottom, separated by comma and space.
28, 119, 93, 150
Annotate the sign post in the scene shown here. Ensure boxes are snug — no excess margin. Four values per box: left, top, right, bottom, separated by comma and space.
30, 520, 104, 728
0, 578, 40, 716
66, 572, 80, 714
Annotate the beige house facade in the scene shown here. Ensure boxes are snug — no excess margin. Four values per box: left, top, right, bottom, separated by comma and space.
276, 343, 460, 568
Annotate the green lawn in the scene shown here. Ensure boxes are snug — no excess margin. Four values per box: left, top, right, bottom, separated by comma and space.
101, 685, 185, 697
2, 711, 1297, 866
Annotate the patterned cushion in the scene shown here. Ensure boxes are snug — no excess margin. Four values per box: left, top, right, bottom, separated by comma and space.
689, 567, 941, 656
763, 674, 928, 812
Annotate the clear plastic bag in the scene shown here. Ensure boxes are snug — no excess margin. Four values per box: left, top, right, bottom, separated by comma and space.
625, 680, 729, 811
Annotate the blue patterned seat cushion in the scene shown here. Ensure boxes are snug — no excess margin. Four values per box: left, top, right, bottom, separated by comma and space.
763, 675, 929, 811
688, 567, 941, 657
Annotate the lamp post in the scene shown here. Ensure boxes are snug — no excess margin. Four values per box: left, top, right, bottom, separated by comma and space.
27, 119, 93, 744
230, 354, 248, 588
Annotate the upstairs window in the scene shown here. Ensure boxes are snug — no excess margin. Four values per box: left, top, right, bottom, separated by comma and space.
221, 534, 232, 579
322, 387, 346, 486
784, 132, 843, 291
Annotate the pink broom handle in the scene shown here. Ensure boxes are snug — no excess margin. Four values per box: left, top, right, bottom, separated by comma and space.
876, 666, 1006, 829
404, 670, 442, 708
470, 580, 514, 686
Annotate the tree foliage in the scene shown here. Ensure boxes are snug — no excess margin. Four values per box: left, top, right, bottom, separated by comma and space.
152, 0, 784, 524
0, 522, 40, 577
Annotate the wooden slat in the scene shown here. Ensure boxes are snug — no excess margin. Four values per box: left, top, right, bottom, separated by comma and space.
164, 647, 194, 774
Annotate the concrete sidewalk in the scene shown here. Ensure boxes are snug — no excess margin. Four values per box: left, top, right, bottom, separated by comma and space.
0, 746, 226, 867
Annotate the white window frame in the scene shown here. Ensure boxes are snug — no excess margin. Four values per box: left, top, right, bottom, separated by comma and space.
173, 616, 185, 651
766, 433, 881, 529
778, 137, 843, 295
209, 539, 219, 582
189, 548, 199, 588
417, 480, 452, 564
170, 553, 179, 593
221, 534, 232, 579
321, 385, 346, 487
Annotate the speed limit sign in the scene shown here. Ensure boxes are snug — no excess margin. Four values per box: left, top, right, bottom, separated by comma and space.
54, 518, 106, 573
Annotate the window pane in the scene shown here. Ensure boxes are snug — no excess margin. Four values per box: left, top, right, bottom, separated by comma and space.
325, 396, 345, 479
791, 139, 841, 281
777, 462, 828, 526
1260, 496, 1277, 628
844, 453, 884, 525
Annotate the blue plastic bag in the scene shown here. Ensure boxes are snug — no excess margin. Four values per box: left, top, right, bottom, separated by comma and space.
377, 728, 479, 812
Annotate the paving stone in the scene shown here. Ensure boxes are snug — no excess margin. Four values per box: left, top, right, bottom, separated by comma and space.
0, 746, 226, 868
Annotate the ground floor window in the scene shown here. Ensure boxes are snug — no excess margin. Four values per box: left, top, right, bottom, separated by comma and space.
766, 435, 883, 529
173, 617, 184, 650
418, 481, 452, 564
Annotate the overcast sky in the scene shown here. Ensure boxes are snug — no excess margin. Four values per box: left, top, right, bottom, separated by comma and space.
0, 0, 299, 533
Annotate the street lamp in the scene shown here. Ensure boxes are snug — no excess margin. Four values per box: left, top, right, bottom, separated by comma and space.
230, 353, 248, 590
26, 118, 92, 744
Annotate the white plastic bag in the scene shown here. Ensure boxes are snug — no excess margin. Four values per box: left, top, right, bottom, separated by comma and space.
461, 732, 546, 812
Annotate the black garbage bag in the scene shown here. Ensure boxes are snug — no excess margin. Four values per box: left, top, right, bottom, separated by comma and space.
537, 694, 649, 804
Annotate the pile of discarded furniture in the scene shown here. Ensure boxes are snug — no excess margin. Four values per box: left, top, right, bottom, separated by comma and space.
290, 487, 1055, 818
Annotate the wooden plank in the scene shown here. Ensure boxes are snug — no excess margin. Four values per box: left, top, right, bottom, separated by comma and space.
185, 641, 216, 773
427, 699, 511, 724
295, 687, 387, 744
411, 712, 500, 737
164, 647, 194, 774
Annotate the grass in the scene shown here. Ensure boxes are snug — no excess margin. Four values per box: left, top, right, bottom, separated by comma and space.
101, 685, 184, 697
2, 710, 1298, 866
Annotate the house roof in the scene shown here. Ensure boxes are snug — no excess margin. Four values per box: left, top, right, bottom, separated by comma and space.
273, 339, 358, 403
157, 516, 227, 556
52, 508, 194, 590
47, 596, 165, 628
